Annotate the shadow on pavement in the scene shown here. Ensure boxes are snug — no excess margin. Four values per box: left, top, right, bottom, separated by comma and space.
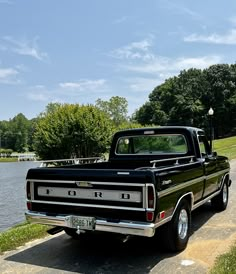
4, 232, 175, 273
191, 201, 216, 235
4, 203, 218, 273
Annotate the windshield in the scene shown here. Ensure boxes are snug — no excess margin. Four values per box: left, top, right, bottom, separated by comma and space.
116, 134, 188, 155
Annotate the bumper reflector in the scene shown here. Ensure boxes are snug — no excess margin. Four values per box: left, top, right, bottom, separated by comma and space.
146, 211, 154, 222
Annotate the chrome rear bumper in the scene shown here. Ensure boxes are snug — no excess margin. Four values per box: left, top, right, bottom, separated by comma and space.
25, 211, 155, 237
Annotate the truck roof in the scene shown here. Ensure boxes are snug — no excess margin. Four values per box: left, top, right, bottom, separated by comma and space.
114, 126, 204, 136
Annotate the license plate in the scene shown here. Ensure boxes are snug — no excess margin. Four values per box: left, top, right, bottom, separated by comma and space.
69, 216, 95, 230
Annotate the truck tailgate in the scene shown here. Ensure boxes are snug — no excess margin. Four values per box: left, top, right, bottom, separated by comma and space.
26, 167, 156, 222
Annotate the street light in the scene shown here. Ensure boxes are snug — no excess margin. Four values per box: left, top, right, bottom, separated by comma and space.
208, 107, 214, 154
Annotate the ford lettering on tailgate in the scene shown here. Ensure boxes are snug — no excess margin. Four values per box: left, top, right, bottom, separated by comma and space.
37, 186, 142, 203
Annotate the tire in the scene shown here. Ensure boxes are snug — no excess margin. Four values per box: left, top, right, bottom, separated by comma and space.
164, 199, 191, 252
211, 181, 229, 211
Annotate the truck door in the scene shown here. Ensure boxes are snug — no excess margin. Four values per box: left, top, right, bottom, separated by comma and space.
198, 135, 218, 197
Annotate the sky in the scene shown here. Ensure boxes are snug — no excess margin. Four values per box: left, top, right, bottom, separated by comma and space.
1, 0, 236, 120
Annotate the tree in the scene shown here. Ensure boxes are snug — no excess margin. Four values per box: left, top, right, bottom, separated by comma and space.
0, 114, 34, 152
134, 65, 236, 137
96, 96, 128, 126
133, 101, 167, 125
202, 64, 236, 137
5, 113, 30, 152
33, 104, 113, 160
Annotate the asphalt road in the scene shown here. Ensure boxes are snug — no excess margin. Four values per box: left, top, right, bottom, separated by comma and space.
1, 160, 236, 274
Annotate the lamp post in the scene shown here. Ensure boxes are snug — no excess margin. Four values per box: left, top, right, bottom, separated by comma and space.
208, 107, 214, 154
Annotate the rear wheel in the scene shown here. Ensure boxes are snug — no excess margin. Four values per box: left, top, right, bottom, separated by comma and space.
211, 181, 229, 211
164, 199, 191, 252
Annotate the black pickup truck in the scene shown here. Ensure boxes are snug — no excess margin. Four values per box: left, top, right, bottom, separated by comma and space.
25, 126, 231, 251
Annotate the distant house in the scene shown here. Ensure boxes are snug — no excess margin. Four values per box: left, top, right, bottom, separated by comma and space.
10, 152, 37, 161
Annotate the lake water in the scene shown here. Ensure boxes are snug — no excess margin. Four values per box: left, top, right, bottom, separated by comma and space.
0, 161, 39, 232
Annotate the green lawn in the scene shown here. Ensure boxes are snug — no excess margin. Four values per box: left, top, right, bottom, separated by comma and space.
0, 158, 18, 162
0, 222, 51, 254
213, 136, 236, 160
210, 243, 236, 274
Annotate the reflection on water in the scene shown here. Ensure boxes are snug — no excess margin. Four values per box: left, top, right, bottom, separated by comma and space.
0, 161, 39, 232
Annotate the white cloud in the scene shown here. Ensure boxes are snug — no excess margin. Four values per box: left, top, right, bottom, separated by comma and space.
123, 55, 222, 75
158, 0, 201, 20
0, 68, 18, 78
113, 16, 129, 24
184, 29, 236, 45
174, 56, 222, 70
3, 36, 48, 61
59, 79, 106, 92
27, 79, 108, 103
0, 67, 19, 84
110, 37, 222, 76
109, 39, 155, 61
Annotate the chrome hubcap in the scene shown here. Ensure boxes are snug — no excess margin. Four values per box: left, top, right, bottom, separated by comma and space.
178, 209, 188, 240
223, 184, 228, 204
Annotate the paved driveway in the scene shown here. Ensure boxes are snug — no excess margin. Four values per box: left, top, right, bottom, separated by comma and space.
1, 160, 236, 274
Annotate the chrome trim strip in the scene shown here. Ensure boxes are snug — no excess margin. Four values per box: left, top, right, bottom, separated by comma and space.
151, 155, 195, 165
27, 179, 145, 187
154, 216, 172, 228
142, 185, 146, 208
174, 192, 194, 213
192, 190, 221, 210
25, 212, 155, 237
150, 155, 196, 168
30, 181, 34, 200
154, 161, 199, 172
30, 199, 146, 211
154, 192, 194, 229
158, 176, 205, 198
157, 168, 230, 198
205, 169, 230, 180
218, 172, 230, 189
117, 172, 130, 175
145, 183, 156, 210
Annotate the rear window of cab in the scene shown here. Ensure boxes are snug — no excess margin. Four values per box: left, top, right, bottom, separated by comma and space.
116, 134, 188, 155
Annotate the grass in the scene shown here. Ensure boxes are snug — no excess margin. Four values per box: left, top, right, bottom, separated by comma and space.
0, 222, 51, 254
213, 136, 236, 160
210, 243, 236, 274
0, 158, 18, 162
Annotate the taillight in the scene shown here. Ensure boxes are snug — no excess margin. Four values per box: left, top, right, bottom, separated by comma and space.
146, 211, 154, 221
27, 201, 32, 210
26, 181, 31, 200
146, 185, 155, 222
147, 185, 154, 208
